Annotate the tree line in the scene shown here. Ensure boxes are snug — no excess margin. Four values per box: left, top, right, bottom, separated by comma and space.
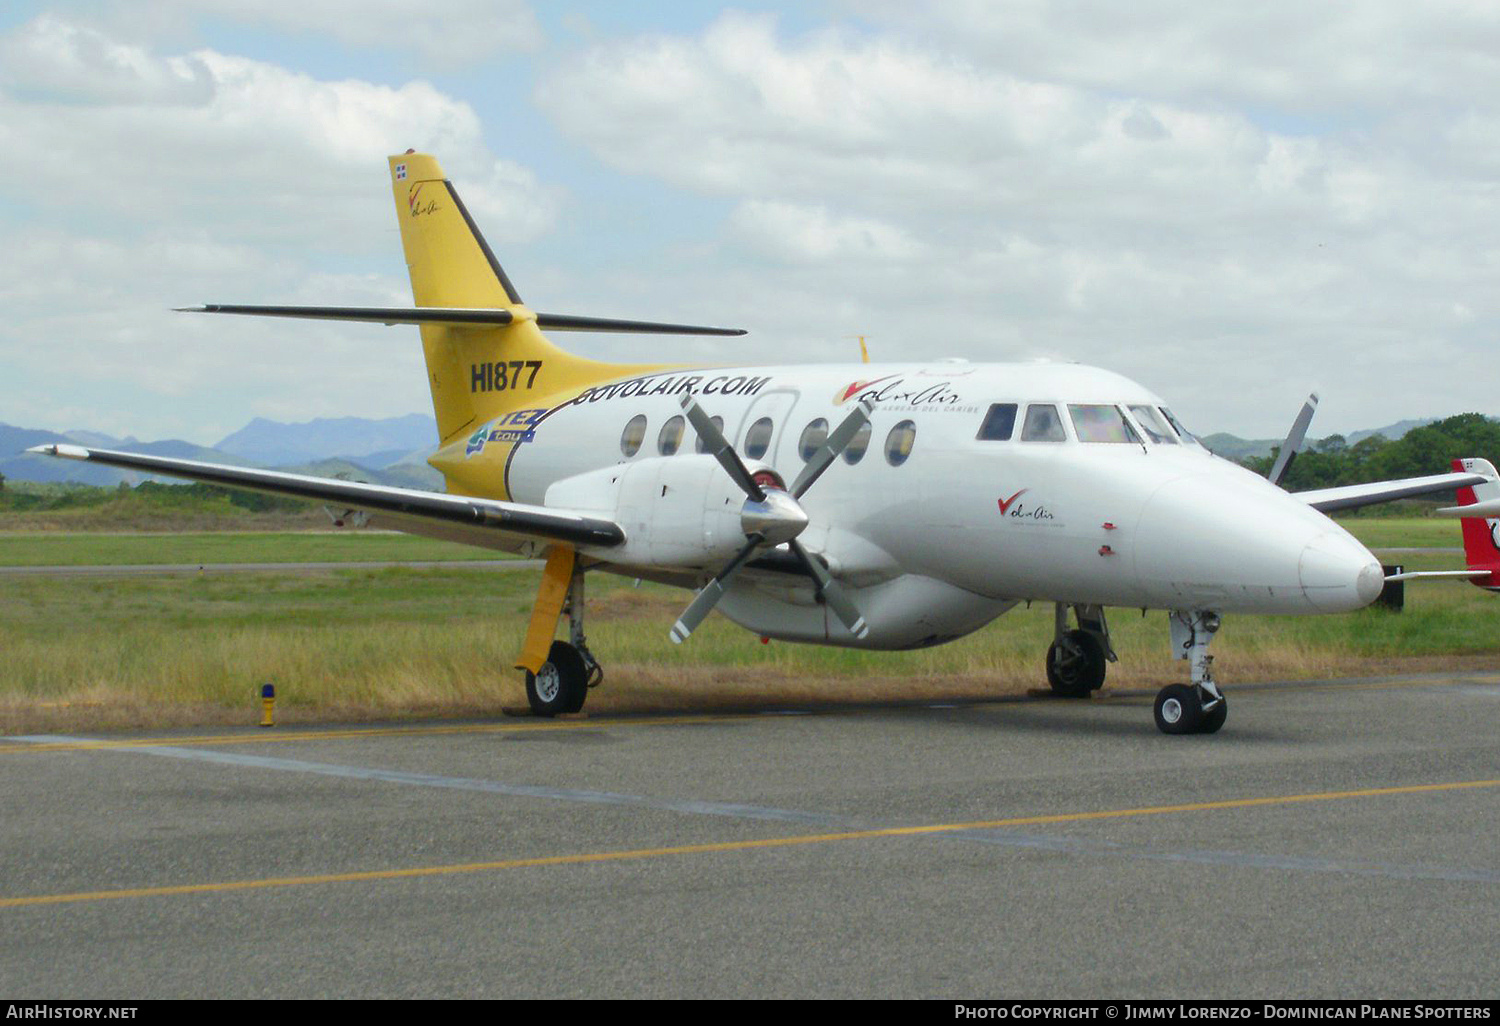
1238, 413, 1500, 491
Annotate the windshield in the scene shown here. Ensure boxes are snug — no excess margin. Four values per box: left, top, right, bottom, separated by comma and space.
1158, 407, 1203, 448
1127, 405, 1178, 445
1069, 404, 1141, 443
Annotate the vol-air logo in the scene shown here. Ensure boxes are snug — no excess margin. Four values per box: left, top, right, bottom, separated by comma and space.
834, 375, 968, 410
466, 409, 546, 457
407, 183, 439, 217
570, 372, 772, 404
998, 489, 1055, 522
472, 360, 542, 393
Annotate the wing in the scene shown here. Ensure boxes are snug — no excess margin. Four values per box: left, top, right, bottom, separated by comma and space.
1293, 470, 1491, 513
26, 444, 624, 553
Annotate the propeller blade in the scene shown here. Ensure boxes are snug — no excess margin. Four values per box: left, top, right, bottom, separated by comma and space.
788, 539, 870, 639
1267, 392, 1319, 487
681, 395, 765, 501
669, 535, 764, 644
790, 400, 874, 499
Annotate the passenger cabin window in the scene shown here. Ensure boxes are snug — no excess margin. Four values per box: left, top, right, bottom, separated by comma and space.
744, 417, 774, 460
976, 403, 1018, 441
620, 414, 647, 457
1069, 404, 1142, 444
1020, 404, 1067, 442
843, 421, 872, 464
693, 416, 724, 454
658, 415, 685, 456
884, 421, 917, 466
1127, 405, 1177, 444
799, 419, 828, 462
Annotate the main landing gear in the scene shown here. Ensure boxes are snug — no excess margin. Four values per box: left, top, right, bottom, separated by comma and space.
1153, 610, 1227, 735
1046, 603, 1115, 698
518, 548, 603, 717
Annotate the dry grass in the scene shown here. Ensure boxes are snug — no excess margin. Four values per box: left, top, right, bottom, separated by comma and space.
2, 550, 1497, 734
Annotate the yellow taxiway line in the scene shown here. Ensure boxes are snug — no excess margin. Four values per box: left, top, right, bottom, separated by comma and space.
4, 777, 1497, 910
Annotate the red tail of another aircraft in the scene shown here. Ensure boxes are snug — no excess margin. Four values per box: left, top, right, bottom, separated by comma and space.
1450, 457, 1500, 592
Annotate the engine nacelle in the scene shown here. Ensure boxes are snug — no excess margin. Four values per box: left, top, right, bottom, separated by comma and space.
544, 454, 756, 568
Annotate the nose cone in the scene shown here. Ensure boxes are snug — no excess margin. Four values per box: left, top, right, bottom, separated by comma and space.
740, 488, 809, 546
1134, 471, 1384, 614
1299, 532, 1384, 611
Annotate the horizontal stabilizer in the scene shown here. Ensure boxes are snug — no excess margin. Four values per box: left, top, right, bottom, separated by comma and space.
178, 304, 746, 336
1437, 497, 1500, 517
26, 444, 624, 550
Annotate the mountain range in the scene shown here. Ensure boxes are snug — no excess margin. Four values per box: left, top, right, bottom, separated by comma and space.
1, 415, 443, 490
0, 412, 1454, 492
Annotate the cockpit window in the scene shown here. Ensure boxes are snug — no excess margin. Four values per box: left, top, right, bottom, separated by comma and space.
1069, 404, 1141, 444
1020, 404, 1067, 442
976, 403, 1018, 441
1158, 407, 1202, 447
1127, 405, 1177, 445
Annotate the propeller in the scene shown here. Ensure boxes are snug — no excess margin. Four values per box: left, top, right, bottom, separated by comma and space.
669, 396, 873, 644
1267, 392, 1319, 488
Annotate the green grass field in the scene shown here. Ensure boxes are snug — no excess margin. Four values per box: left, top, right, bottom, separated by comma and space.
0, 531, 512, 567
0, 516, 1466, 567
1, 514, 1496, 732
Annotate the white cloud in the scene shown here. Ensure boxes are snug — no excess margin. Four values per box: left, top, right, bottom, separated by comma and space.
730, 201, 926, 263
534, 10, 1500, 436
0, 16, 554, 439
849, 0, 1500, 114
0, 18, 558, 245
121, 0, 542, 66
0, 15, 213, 105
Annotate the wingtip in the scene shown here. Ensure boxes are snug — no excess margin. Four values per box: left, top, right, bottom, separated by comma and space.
669, 622, 690, 644
27, 443, 89, 460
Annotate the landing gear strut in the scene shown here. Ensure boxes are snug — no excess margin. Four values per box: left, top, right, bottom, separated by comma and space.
519, 550, 603, 717
1046, 603, 1115, 698
1154, 610, 1226, 734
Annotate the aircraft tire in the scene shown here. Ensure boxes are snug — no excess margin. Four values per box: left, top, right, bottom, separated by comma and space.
1153, 684, 1202, 734
1198, 694, 1227, 734
1046, 630, 1106, 698
526, 641, 588, 717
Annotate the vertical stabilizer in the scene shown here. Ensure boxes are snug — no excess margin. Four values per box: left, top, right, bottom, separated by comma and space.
1450, 457, 1500, 591
387, 153, 649, 445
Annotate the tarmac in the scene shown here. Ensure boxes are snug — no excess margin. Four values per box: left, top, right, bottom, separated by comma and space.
2, 671, 1498, 998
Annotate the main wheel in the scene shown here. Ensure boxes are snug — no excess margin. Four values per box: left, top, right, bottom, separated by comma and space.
1154, 684, 1202, 734
1046, 630, 1107, 698
525, 641, 588, 717
1198, 693, 1227, 734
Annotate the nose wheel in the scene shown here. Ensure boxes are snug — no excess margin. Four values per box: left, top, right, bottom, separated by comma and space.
1157, 609, 1227, 734
1153, 684, 1227, 734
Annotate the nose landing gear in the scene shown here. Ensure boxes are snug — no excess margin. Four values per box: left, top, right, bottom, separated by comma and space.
1155, 610, 1226, 734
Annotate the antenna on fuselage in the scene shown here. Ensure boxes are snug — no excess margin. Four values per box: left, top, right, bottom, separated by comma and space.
847, 335, 871, 363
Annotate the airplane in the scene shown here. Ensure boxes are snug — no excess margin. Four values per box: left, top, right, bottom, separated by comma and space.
28, 150, 1500, 735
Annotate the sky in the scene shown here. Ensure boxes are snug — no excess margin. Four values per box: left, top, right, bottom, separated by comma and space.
1, 1, 1497, 444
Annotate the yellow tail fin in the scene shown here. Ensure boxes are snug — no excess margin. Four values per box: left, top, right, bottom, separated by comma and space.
388, 152, 648, 443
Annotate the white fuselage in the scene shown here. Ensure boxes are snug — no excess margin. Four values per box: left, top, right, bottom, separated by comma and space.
480, 360, 1382, 649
